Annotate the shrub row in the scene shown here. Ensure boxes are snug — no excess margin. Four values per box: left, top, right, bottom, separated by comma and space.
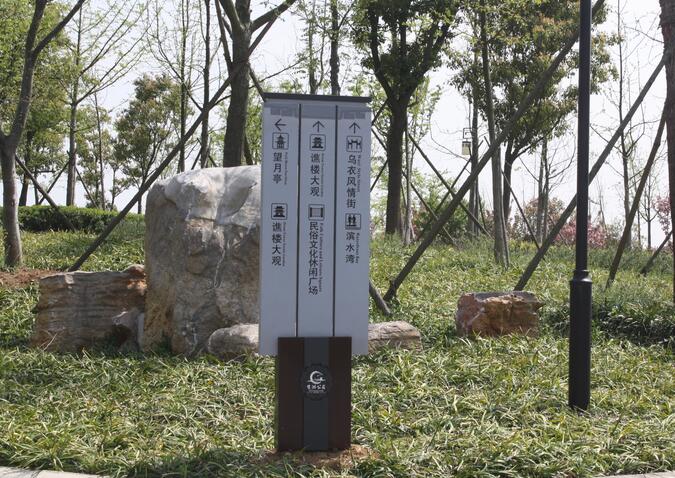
0, 205, 143, 233
543, 300, 675, 348
594, 301, 675, 348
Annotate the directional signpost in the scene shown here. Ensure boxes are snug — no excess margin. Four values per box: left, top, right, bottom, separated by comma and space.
260, 93, 371, 451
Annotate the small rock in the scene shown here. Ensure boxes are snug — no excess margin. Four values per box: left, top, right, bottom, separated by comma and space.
368, 321, 422, 352
206, 321, 423, 359
31, 265, 146, 352
207, 324, 259, 360
455, 291, 543, 337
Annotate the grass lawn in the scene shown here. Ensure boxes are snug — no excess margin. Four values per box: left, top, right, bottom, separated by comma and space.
0, 225, 673, 477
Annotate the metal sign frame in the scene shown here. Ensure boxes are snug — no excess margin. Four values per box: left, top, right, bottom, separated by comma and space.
260, 92, 371, 452
259, 93, 372, 357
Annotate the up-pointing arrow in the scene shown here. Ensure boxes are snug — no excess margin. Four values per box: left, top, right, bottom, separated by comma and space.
313, 120, 325, 132
274, 118, 286, 131
349, 122, 360, 134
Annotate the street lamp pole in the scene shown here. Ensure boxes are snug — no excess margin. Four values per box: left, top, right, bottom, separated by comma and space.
569, 0, 593, 411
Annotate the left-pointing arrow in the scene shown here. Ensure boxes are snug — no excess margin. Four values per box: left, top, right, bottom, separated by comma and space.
275, 118, 286, 131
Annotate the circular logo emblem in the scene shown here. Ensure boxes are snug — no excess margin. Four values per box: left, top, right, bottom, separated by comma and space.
301, 365, 331, 400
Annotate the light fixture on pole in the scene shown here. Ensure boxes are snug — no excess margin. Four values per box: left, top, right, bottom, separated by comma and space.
569, 0, 593, 411
461, 127, 473, 156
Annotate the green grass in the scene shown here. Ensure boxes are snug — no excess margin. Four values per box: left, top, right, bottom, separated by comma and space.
0, 228, 673, 477
11, 220, 144, 271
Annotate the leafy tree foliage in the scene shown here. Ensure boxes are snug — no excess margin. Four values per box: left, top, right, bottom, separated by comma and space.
77, 101, 114, 209
454, 0, 614, 220
353, 0, 461, 235
0, 0, 71, 158
0, 0, 83, 266
113, 74, 182, 213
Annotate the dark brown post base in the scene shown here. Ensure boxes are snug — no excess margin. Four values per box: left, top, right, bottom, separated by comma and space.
276, 337, 351, 452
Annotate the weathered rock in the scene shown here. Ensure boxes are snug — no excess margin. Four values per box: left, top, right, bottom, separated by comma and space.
31, 265, 146, 352
144, 167, 260, 355
368, 321, 422, 352
205, 321, 422, 360
207, 324, 259, 360
455, 291, 543, 337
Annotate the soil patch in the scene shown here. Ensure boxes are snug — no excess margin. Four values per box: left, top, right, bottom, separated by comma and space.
0, 269, 56, 289
259, 445, 378, 472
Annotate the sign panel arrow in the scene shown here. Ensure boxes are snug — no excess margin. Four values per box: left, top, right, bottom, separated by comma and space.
275, 118, 287, 131
313, 120, 325, 132
349, 122, 360, 134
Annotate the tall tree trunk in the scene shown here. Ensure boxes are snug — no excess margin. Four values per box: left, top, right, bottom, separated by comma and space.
19, 176, 29, 207
307, 0, 318, 94
329, 0, 339, 95
385, 103, 406, 235
1, 145, 23, 266
542, 144, 551, 239
618, 0, 632, 248
223, 0, 251, 167
110, 168, 118, 209
468, 67, 480, 237
502, 140, 515, 221
621, 149, 631, 245
403, 125, 413, 244
636, 203, 642, 248
535, 139, 547, 242
200, 0, 211, 168
66, 9, 82, 206
178, 0, 190, 173
67, 98, 78, 205
480, 3, 509, 267
94, 94, 106, 209
660, 0, 675, 301
19, 138, 31, 206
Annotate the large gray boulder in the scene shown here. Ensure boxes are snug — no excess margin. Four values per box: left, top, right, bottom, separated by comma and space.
143, 166, 260, 355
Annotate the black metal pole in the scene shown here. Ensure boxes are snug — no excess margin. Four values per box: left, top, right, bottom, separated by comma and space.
569, 0, 593, 411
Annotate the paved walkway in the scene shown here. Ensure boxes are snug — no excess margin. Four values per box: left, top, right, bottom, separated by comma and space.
1, 465, 673, 478
598, 474, 675, 478
0, 468, 105, 478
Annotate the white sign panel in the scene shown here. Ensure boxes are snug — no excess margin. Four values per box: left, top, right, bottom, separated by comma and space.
297, 103, 336, 337
259, 102, 299, 356
334, 104, 371, 354
260, 94, 371, 356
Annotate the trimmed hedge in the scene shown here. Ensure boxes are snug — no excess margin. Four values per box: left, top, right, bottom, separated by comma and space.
0, 205, 143, 233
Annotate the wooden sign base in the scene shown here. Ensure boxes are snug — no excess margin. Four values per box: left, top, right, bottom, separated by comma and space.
276, 337, 351, 452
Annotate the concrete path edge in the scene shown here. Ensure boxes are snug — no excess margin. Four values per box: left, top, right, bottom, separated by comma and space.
1, 465, 673, 478
0, 467, 107, 478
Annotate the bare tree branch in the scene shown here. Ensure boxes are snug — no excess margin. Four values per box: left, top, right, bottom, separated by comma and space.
32, 0, 86, 61
252, 0, 297, 31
